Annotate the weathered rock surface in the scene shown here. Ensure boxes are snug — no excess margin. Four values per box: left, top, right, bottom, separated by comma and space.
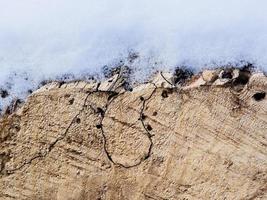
0, 69, 266, 200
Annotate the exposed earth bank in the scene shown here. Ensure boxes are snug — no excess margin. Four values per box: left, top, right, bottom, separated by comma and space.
0, 68, 267, 200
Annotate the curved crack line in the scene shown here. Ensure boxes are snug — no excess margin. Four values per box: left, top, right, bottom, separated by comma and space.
139, 83, 157, 160
3, 82, 157, 173
5, 90, 94, 175
100, 84, 157, 168
160, 71, 174, 87
98, 91, 120, 167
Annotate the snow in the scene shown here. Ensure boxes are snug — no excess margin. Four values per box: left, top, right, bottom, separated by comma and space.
1, 0, 267, 110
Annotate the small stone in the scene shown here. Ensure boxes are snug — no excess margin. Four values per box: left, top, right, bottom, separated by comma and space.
202, 70, 218, 82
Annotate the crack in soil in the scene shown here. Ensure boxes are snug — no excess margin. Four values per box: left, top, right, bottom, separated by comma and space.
98, 91, 121, 167
4, 90, 94, 175
2, 81, 158, 174
139, 83, 157, 161
160, 71, 174, 86
100, 83, 157, 168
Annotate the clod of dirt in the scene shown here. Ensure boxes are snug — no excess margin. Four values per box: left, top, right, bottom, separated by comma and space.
0, 89, 9, 98
96, 124, 102, 129
233, 71, 250, 86
76, 118, 81, 124
231, 69, 251, 92
253, 92, 266, 101
173, 67, 194, 85
161, 90, 168, 98
221, 69, 233, 79
69, 98, 75, 105
146, 124, 153, 131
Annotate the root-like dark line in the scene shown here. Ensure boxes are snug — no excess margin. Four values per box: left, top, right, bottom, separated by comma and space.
5, 90, 94, 175
100, 83, 157, 169
160, 71, 174, 86
139, 83, 157, 160
98, 91, 119, 166
4, 82, 157, 173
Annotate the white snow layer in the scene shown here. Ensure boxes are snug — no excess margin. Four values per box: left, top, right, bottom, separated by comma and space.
1, 0, 267, 110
